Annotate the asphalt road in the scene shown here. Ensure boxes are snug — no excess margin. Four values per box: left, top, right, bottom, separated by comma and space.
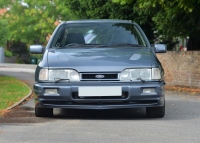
0, 67, 200, 143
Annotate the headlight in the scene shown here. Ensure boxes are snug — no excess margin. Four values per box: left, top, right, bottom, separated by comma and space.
120, 69, 131, 81
39, 69, 80, 81
120, 68, 161, 81
130, 69, 151, 80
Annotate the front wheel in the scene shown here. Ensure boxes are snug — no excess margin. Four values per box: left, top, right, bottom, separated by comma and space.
146, 104, 165, 118
35, 107, 53, 117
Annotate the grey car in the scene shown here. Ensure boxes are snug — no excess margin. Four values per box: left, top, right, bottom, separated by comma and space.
30, 19, 166, 118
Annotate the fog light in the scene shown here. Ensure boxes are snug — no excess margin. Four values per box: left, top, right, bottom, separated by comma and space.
44, 89, 58, 95
143, 88, 155, 94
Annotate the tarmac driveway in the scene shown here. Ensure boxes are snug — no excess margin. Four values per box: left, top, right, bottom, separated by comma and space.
0, 64, 200, 143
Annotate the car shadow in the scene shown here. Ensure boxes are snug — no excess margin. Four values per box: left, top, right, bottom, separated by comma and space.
53, 108, 147, 120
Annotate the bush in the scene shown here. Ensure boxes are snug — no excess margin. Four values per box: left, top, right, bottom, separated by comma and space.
4, 50, 13, 57
8, 41, 30, 63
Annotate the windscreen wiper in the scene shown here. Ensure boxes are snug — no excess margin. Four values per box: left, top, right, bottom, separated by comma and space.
63, 43, 85, 48
110, 43, 143, 47
62, 43, 108, 48
80, 44, 108, 48
95, 44, 108, 48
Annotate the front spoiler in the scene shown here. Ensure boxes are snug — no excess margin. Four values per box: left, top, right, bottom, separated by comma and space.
34, 81, 165, 109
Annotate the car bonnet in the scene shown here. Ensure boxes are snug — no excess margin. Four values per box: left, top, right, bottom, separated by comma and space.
46, 47, 156, 72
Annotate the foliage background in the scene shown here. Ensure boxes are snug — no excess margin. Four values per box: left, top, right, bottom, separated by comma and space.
0, 0, 200, 52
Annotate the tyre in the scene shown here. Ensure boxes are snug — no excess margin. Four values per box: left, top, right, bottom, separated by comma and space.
146, 104, 165, 118
35, 107, 53, 117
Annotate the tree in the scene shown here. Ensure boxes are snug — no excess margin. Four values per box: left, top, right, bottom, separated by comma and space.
0, 19, 9, 47
0, 0, 76, 45
0, 0, 157, 46
1, 1, 57, 45
63, 0, 155, 43
0, 0, 76, 63
114, 0, 200, 50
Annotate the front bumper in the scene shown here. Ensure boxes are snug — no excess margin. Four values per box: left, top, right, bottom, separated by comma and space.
33, 81, 165, 109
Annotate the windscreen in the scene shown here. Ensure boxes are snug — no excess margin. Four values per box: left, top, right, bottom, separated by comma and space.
51, 22, 147, 48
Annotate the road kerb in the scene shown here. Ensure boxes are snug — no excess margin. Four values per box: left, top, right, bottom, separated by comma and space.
6, 82, 33, 110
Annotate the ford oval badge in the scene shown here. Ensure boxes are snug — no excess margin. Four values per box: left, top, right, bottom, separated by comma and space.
95, 75, 105, 79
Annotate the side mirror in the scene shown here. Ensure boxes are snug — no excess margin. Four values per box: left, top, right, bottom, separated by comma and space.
154, 44, 167, 53
30, 45, 44, 54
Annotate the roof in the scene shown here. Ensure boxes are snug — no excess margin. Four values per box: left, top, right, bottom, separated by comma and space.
65, 19, 133, 24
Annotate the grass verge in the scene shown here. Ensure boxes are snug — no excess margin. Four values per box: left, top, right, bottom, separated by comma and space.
0, 76, 30, 116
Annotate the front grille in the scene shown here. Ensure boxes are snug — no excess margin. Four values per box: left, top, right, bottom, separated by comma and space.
80, 73, 119, 81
